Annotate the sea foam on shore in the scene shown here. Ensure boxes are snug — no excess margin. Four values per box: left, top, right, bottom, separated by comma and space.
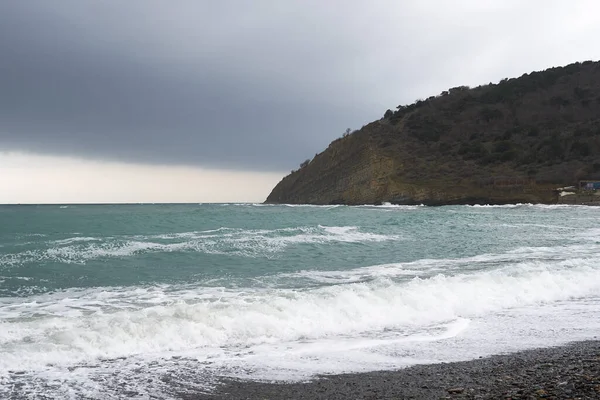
201, 341, 600, 400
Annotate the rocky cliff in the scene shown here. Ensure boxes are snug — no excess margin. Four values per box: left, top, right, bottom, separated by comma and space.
266, 60, 600, 205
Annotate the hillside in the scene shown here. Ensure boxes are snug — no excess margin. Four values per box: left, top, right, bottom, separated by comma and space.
266, 60, 600, 205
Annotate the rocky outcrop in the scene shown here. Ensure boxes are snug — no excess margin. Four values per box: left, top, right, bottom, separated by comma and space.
266, 60, 600, 205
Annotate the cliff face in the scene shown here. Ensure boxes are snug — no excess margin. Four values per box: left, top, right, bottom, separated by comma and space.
267, 60, 600, 205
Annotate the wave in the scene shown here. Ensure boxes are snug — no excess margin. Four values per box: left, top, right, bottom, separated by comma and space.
51, 237, 104, 245
237, 203, 423, 210
0, 226, 401, 267
277, 241, 600, 284
356, 203, 425, 210
2, 246, 600, 398
224, 203, 340, 208
2, 255, 598, 365
467, 203, 591, 209
280, 204, 343, 209
240, 203, 586, 210
467, 203, 530, 208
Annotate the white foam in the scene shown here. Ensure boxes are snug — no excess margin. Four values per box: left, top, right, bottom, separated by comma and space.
0, 276, 33, 281
2, 256, 599, 367
577, 227, 600, 241
4, 208, 600, 398
277, 241, 600, 285
0, 226, 401, 267
51, 237, 103, 245
356, 203, 425, 210
282, 204, 343, 208
279, 263, 426, 284
2, 249, 600, 398
468, 203, 529, 208
467, 203, 593, 210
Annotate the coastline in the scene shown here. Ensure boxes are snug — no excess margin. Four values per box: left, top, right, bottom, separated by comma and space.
187, 340, 600, 400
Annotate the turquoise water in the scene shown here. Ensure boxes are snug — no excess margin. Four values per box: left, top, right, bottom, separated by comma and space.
1, 203, 600, 398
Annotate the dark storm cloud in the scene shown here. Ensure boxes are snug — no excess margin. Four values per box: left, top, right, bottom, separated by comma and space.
1, 1, 599, 171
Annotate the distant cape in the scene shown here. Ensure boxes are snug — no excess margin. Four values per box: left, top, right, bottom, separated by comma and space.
266, 60, 600, 205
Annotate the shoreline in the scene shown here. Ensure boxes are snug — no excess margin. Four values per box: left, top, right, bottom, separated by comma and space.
265, 200, 600, 207
187, 340, 600, 399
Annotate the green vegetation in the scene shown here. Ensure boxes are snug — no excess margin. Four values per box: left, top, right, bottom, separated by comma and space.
275, 60, 600, 205
377, 60, 600, 172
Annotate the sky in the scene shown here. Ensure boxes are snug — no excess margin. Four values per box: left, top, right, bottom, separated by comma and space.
1, 1, 600, 203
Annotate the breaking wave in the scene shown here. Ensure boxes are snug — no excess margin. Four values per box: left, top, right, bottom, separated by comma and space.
1, 246, 600, 397
0, 226, 401, 267
3, 204, 600, 398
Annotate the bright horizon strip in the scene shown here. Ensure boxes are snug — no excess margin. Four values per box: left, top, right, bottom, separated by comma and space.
0, 152, 284, 204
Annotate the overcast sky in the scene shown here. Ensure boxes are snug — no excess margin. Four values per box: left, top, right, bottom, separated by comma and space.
1, 1, 599, 203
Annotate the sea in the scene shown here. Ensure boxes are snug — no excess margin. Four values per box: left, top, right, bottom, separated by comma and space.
1, 203, 599, 399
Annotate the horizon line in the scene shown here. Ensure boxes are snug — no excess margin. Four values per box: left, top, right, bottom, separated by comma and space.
0, 202, 266, 206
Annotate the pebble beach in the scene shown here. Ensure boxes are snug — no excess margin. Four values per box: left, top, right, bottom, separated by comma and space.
194, 341, 600, 400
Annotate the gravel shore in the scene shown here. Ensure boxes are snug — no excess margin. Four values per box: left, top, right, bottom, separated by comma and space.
186, 341, 600, 399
